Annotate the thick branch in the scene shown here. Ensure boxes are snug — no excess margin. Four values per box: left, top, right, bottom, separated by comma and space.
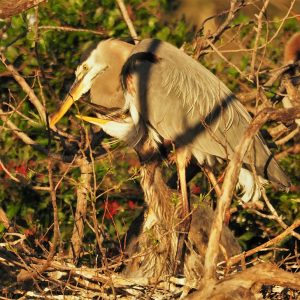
0, 0, 46, 19
187, 262, 300, 300
69, 157, 92, 260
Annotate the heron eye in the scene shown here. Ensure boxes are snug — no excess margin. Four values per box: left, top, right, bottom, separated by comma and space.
83, 64, 89, 72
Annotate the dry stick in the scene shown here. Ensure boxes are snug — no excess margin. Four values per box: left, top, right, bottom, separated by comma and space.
194, 0, 242, 59
200, 107, 300, 290
275, 143, 300, 160
206, 39, 251, 82
116, 0, 138, 44
88, 140, 117, 298
250, 0, 270, 76
210, 0, 239, 41
262, 191, 300, 240
187, 262, 300, 300
0, 108, 38, 146
4, 102, 40, 126
202, 165, 222, 197
0, 0, 46, 19
228, 219, 300, 266
0, 158, 20, 183
17, 160, 60, 281
69, 156, 91, 260
0, 53, 46, 124
275, 127, 299, 145
39, 25, 106, 36
267, 0, 296, 46
0, 108, 78, 161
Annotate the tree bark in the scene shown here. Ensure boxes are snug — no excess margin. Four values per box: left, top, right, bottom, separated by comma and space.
0, 0, 46, 19
186, 262, 300, 300
69, 157, 92, 260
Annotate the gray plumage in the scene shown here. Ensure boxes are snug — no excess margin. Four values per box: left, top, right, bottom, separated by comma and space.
50, 38, 290, 203
120, 39, 290, 194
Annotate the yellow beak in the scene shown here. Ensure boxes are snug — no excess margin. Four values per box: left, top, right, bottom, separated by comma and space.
49, 78, 85, 128
75, 114, 110, 126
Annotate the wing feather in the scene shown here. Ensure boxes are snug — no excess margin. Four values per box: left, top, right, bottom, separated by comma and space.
122, 39, 289, 186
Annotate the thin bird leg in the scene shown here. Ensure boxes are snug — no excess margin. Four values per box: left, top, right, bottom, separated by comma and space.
174, 147, 191, 275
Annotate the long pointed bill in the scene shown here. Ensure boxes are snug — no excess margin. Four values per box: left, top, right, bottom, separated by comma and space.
75, 114, 110, 126
49, 78, 85, 128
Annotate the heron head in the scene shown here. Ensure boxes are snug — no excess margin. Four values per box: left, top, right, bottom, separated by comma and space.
50, 39, 132, 127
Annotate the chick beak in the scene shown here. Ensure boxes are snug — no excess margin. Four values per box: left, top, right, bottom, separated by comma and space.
75, 114, 110, 126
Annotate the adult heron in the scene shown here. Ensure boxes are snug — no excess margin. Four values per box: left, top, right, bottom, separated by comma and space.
50, 38, 290, 252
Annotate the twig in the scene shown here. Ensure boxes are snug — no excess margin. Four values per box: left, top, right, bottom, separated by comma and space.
0, 52, 46, 124
17, 159, 60, 281
262, 190, 300, 240
228, 219, 300, 266
211, 0, 241, 40
39, 25, 106, 36
0, 159, 20, 182
3, 102, 40, 126
264, 62, 300, 87
116, 0, 138, 44
202, 165, 222, 197
266, 0, 296, 46
275, 144, 300, 159
206, 38, 251, 82
194, 0, 244, 58
0, 108, 40, 147
275, 127, 299, 146
250, 0, 270, 75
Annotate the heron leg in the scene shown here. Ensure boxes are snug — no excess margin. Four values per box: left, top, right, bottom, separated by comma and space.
174, 148, 191, 275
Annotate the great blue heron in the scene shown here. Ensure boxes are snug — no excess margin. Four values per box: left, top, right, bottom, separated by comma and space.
50, 38, 290, 269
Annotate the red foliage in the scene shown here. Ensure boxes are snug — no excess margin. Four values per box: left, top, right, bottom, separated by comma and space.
103, 200, 120, 219
15, 163, 27, 176
24, 228, 36, 237
128, 200, 135, 209
191, 184, 201, 194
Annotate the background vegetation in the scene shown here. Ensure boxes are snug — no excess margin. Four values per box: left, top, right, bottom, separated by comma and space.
0, 0, 299, 298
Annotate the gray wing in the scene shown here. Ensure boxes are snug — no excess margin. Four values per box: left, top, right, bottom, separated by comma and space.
124, 39, 289, 186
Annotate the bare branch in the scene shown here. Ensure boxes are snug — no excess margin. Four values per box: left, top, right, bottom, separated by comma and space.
262, 191, 300, 240
69, 157, 92, 260
250, 0, 270, 75
116, 0, 139, 44
0, 53, 46, 124
17, 159, 60, 281
187, 262, 300, 300
39, 25, 107, 36
0, 108, 40, 147
228, 219, 300, 266
0, 0, 46, 19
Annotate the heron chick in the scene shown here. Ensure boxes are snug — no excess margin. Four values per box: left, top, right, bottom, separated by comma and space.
50, 38, 290, 222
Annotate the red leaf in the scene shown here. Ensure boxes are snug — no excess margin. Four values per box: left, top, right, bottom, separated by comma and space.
103, 200, 120, 219
128, 200, 135, 209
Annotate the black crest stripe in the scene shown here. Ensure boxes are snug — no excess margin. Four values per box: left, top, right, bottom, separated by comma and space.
120, 52, 160, 90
